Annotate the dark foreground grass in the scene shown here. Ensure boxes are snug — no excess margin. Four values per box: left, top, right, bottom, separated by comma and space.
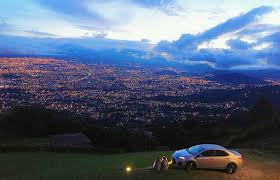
1, 150, 280, 180
0, 151, 172, 180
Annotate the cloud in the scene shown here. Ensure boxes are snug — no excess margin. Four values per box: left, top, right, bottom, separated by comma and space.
0, 17, 10, 32
198, 6, 273, 41
197, 48, 259, 68
157, 6, 273, 52
0, 34, 152, 55
141, 38, 151, 43
37, 0, 102, 20
256, 31, 280, 66
83, 31, 108, 39
36, 0, 178, 32
130, 0, 180, 15
131, 0, 174, 8
261, 31, 280, 46
226, 39, 252, 50
36, 0, 111, 31
237, 24, 280, 37
24, 30, 57, 37
155, 6, 277, 69
0, 22, 9, 31
0, 17, 59, 38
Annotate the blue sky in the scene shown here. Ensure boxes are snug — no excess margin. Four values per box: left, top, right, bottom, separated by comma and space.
0, 0, 280, 69
1, 0, 279, 42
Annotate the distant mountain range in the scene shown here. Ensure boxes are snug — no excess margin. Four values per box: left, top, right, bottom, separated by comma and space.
0, 35, 279, 82
205, 71, 268, 85
0, 35, 217, 73
235, 69, 280, 81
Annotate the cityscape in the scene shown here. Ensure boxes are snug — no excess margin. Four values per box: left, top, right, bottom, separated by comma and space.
1, 57, 279, 126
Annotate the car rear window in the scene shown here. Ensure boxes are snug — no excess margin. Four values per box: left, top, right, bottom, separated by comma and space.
215, 150, 229, 156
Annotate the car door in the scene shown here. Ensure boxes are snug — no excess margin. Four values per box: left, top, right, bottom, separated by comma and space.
212, 150, 230, 169
195, 150, 215, 168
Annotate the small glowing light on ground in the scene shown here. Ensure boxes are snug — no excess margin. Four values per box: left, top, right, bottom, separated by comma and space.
126, 166, 132, 173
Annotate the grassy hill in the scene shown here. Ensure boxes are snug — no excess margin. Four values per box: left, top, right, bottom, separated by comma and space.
0, 150, 280, 180
0, 151, 171, 180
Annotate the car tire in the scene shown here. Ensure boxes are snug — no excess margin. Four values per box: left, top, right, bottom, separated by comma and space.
185, 161, 196, 171
226, 163, 237, 174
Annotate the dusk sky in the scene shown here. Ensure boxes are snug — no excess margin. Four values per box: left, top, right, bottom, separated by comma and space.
1, 0, 280, 69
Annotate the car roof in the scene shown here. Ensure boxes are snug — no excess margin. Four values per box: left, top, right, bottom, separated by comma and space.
199, 144, 227, 151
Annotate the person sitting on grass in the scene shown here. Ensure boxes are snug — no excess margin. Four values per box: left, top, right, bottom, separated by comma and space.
161, 156, 169, 170
153, 156, 161, 170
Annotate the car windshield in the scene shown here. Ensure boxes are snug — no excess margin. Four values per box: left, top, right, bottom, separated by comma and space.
187, 145, 204, 155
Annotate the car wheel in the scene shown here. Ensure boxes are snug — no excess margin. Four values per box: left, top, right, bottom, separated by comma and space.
226, 163, 237, 174
185, 161, 196, 171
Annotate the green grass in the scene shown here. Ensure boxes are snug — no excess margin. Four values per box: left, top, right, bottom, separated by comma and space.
0, 151, 172, 180
1, 150, 280, 180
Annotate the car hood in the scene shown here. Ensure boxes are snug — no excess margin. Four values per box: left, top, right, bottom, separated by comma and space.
173, 149, 193, 158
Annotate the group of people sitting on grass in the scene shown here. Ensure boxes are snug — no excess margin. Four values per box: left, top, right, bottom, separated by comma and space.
152, 156, 169, 170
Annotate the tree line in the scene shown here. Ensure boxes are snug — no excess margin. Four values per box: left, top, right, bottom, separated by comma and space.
0, 98, 280, 152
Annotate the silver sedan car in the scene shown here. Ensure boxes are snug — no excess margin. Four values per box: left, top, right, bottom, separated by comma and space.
172, 144, 242, 174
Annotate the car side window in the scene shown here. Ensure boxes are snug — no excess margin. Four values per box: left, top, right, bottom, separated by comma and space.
200, 150, 215, 157
215, 150, 229, 156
